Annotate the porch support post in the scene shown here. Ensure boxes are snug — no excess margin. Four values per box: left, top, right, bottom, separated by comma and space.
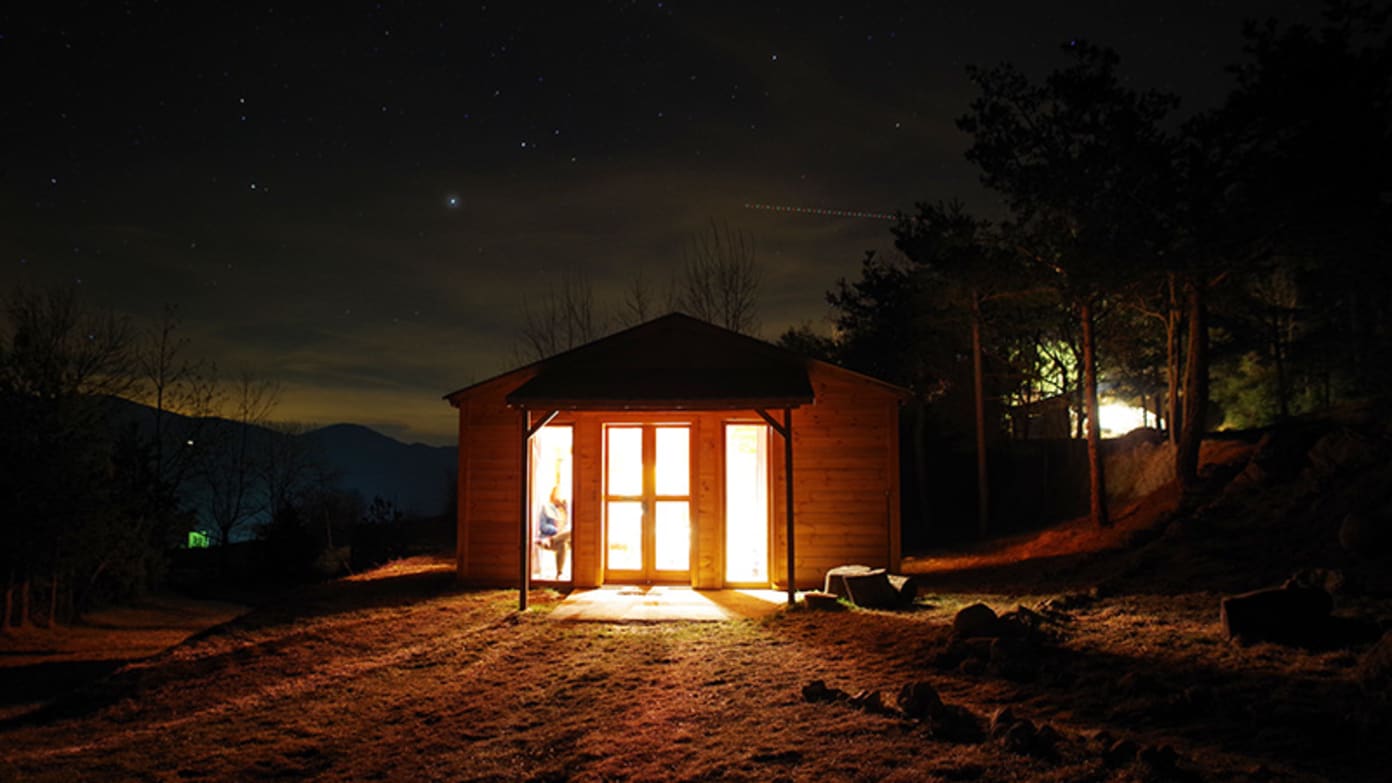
756, 407, 796, 607
518, 408, 560, 612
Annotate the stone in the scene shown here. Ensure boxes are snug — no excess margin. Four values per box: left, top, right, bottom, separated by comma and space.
987, 707, 1017, 738
1137, 744, 1179, 771
959, 658, 986, 676
927, 703, 984, 744
999, 719, 1037, 754
1220, 585, 1334, 645
1340, 512, 1391, 558
849, 689, 891, 714
801, 680, 847, 703
989, 637, 1039, 682
1104, 738, 1139, 767
1285, 568, 1349, 596
1359, 631, 1392, 705
953, 603, 1000, 638
896, 681, 943, 721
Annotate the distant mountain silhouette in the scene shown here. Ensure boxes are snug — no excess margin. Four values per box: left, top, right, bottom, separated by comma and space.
301, 423, 456, 517
103, 397, 456, 522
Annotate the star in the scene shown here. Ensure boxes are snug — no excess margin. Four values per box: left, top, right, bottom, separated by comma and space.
446, 194, 461, 208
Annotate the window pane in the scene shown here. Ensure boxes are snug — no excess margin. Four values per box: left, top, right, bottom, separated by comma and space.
607, 501, 643, 571
606, 427, 642, 497
655, 427, 689, 496
654, 501, 690, 571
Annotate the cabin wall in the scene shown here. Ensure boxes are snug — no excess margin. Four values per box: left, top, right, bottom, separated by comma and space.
773, 365, 902, 589
454, 370, 533, 586
452, 363, 902, 590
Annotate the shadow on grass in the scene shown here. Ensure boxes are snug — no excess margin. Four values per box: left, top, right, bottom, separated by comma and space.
762, 597, 1386, 781
0, 566, 487, 729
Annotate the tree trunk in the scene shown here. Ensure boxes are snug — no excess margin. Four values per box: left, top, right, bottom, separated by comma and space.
18, 573, 30, 627
971, 291, 990, 538
1080, 300, 1110, 528
3, 569, 13, 630
1177, 281, 1210, 491
1166, 271, 1182, 445
48, 568, 60, 628
912, 402, 933, 543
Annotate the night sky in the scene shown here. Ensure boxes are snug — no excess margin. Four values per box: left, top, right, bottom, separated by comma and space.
3, 1, 1319, 445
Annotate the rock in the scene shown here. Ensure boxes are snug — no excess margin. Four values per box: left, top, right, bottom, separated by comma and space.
1103, 738, 1139, 767
897, 681, 943, 720
1340, 512, 1391, 558
1285, 568, 1349, 596
988, 637, 1038, 682
927, 703, 984, 744
801, 680, 847, 703
959, 657, 986, 676
849, 689, 892, 714
1308, 429, 1384, 477
1034, 723, 1062, 754
1220, 585, 1334, 645
987, 707, 1017, 738
999, 719, 1037, 754
1359, 631, 1392, 705
953, 603, 1000, 638
1137, 744, 1179, 771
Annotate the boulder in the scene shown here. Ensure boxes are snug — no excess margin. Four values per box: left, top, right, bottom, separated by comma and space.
801, 680, 847, 704
987, 707, 1017, 738
1220, 585, 1333, 645
896, 681, 942, 721
1359, 631, 1392, 705
1340, 511, 1392, 559
1285, 568, 1350, 596
953, 603, 1000, 638
999, 719, 1037, 754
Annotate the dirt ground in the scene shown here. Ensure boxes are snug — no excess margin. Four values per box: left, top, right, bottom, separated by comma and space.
0, 552, 1384, 783
3, 416, 1390, 782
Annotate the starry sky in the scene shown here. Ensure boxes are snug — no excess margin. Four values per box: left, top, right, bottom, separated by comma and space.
3, 1, 1320, 445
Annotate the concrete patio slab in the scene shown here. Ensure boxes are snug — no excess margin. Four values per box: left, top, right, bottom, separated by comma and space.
548, 586, 787, 622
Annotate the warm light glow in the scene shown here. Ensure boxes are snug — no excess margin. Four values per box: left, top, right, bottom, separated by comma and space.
725, 424, 769, 584
654, 501, 690, 571
530, 425, 573, 581
1098, 401, 1147, 437
655, 427, 690, 495
606, 501, 643, 571
607, 427, 642, 497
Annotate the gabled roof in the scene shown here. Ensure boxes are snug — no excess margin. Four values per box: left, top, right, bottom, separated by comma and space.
444, 312, 909, 411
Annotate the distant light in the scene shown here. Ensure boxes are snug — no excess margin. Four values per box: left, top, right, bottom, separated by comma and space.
446, 194, 461, 208
186, 439, 195, 446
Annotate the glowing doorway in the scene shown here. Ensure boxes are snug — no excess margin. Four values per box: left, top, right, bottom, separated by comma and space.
530, 425, 573, 582
604, 424, 691, 582
725, 423, 769, 584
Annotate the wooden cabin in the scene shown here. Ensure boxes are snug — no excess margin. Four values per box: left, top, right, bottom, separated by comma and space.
444, 314, 909, 597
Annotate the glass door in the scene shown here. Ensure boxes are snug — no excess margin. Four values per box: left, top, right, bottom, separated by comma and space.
724, 423, 769, 584
604, 424, 691, 582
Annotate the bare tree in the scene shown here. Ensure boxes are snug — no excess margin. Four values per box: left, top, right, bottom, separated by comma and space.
517, 266, 606, 361
200, 371, 280, 548
135, 305, 221, 493
673, 220, 761, 335
613, 268, 661, 329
